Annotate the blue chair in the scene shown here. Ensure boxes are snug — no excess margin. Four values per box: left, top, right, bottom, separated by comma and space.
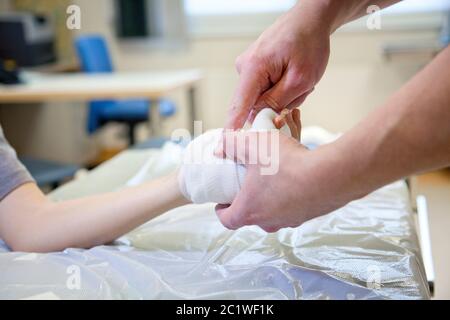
74, 35, 176, 145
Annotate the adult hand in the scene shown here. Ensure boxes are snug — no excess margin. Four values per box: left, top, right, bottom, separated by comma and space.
218, 41, 450, 233
215, 115, 362, 232
225, 1, 332, 129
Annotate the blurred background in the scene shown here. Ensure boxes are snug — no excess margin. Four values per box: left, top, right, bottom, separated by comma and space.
0, 0, 448, 164
0, 0, 449, 298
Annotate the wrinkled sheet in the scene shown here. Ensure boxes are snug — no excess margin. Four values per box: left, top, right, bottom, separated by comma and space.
0, 142, 430, 300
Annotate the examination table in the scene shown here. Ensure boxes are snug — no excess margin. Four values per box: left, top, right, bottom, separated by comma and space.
0, 137, 432, 299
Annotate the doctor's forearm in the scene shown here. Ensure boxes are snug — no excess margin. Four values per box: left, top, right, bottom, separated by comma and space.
322, 47, 450, 202
293, 0, 401, 33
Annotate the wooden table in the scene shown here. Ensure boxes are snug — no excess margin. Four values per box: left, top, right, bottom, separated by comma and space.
0, 69, 203, 134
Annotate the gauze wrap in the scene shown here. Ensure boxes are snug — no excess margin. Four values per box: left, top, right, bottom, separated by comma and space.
178, 108, 291, 204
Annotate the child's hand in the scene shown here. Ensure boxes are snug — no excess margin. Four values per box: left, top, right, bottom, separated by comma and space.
273, 108, 301, 141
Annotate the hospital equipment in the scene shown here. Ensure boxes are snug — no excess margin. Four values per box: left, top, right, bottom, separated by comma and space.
0, 12, 56, 67
0, 59, 21, 85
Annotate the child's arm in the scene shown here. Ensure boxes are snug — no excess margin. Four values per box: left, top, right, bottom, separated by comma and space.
0, 171, 189, 252
0, 110, 301, 253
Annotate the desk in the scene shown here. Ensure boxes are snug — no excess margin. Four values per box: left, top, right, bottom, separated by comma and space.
0, 69, 203, 134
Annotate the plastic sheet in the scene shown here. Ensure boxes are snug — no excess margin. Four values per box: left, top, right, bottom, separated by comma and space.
0, 130, 430, 300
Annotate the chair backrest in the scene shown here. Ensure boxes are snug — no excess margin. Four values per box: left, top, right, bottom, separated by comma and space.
74, 35, 114, 73
74, 35, 115, 134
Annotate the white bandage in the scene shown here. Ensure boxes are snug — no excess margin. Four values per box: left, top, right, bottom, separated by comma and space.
178, 108, 292, 204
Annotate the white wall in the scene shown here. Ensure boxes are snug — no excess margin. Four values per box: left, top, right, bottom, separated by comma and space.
0, 0, 11, 11
73, 0, 440, 132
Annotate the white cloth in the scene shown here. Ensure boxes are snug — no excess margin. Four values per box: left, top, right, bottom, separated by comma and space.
178, 108, 291, 204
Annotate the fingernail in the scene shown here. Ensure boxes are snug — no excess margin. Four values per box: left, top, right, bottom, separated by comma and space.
280, 108, 290, 117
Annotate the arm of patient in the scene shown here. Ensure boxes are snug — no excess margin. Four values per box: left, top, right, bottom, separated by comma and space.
0, 171, 189, 252
0, 109, 299, 252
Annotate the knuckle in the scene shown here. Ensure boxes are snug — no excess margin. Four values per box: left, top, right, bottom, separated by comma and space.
263, 95, 282, 111
289, 66, 303, 80
245, 53, 265, 70
288, 69, 313, 90
242, 212, 256, 226
235, 55, 244, 71
220, 216, 237, 230
261, 225, 279, 233
235, 52, 263, 72
245, 51, 258, 62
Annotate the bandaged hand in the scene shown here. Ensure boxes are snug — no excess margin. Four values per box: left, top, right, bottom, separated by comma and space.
178, 108, 301, 204
214, 116, 349, 233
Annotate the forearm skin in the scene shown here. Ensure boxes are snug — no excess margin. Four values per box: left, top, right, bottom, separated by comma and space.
1, 172, 189, 252
293, 0, 402, 34
310, 46, 450, 207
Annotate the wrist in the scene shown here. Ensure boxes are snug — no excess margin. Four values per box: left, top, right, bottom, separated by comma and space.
298, 142, 368, 212
323, 134, 381, 202
141, 170, 190, 213
292, 0, 347, 35
168, 170, 191, 206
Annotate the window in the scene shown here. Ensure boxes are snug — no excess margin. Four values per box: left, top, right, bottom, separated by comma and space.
115, 0, 186, 43
184, 0, 296, 16
384, 0, 450, 14
185, 0, 450, 16
116, 0, 149, 38
185, 0, 450, 37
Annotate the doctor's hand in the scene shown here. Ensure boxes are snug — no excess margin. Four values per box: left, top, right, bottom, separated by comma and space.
225, 1, 332, 129
215, 128, 359, 232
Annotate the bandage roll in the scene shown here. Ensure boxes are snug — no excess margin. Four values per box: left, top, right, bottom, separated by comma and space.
178, 108, 291, 204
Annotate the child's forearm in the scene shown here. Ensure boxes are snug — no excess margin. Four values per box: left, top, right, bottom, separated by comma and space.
8, 171, 189, 252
